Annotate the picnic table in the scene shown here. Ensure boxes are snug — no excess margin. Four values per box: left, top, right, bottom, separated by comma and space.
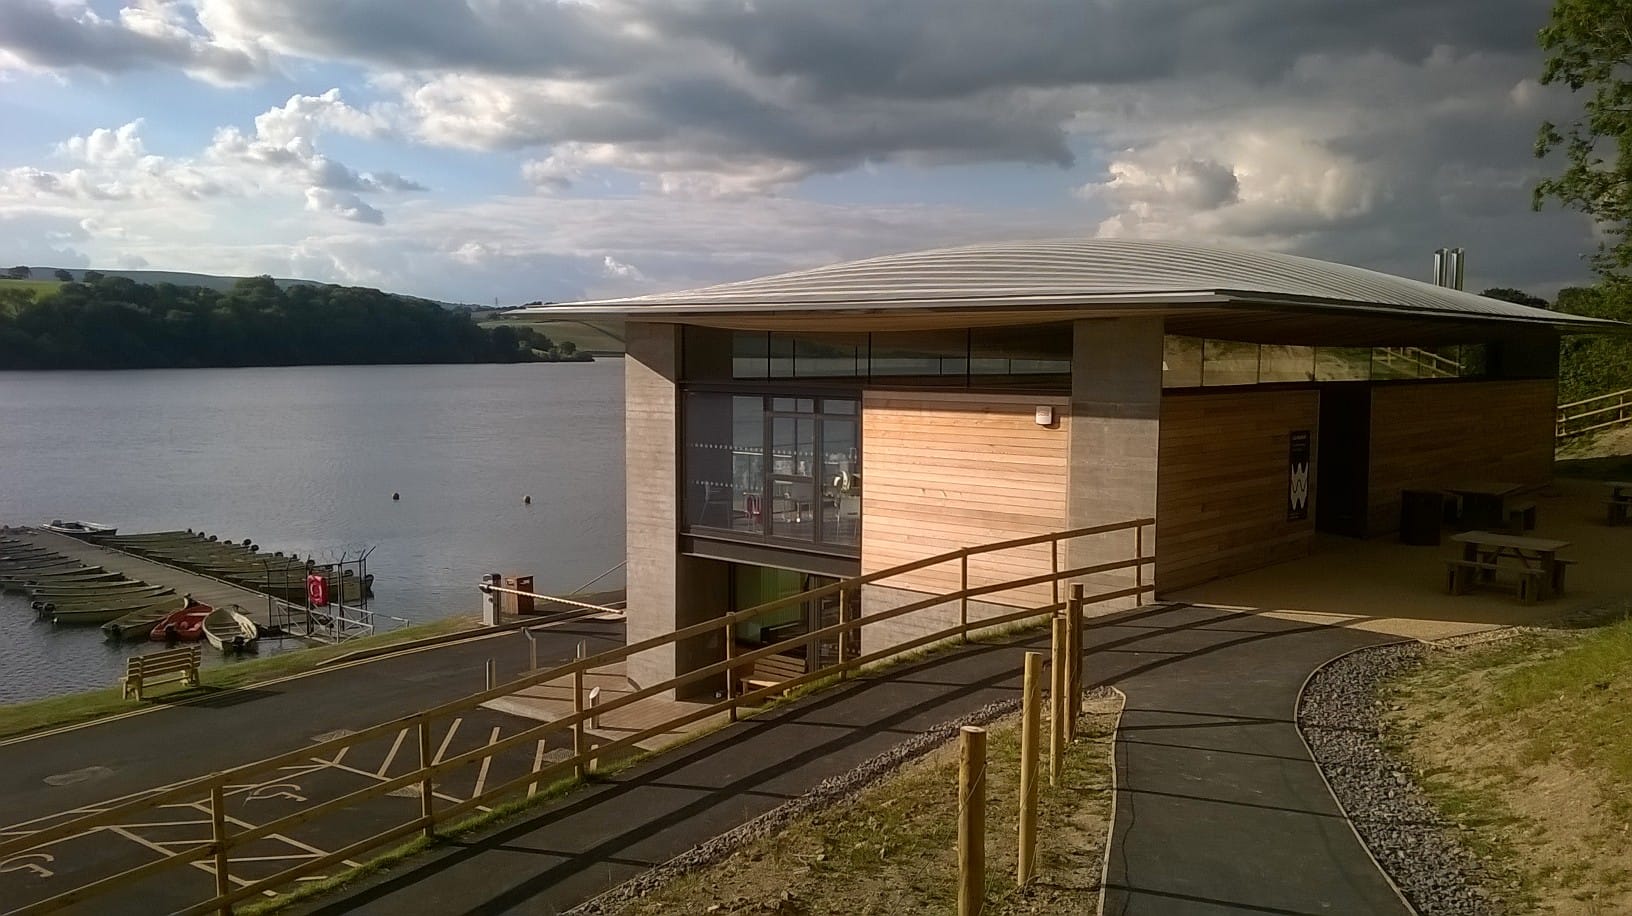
1444, 481, 1523, 530
1446, 530, 1573, 603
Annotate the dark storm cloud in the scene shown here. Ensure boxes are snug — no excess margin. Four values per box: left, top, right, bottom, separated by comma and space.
0, 0, 263, 82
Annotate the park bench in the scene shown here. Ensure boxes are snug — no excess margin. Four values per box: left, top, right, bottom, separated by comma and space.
1444, 559, 1547, 604
735, 646, 806, 695
121, 646, 201, 700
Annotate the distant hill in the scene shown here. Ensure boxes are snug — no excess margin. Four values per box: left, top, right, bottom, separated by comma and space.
21, 267, 330, 294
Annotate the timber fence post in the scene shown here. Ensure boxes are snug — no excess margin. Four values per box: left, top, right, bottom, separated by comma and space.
1050, 616, 1066, 786
1067, 583, 1083, 740
1018, 652, 1042, 886
958, 725, 987, 916
837, 588, 850, 679
416, 717, 435, 838
724, 618, 738, 721
960, 553, 970, 643
572, 666, 586, 779
210, 781, 231, 916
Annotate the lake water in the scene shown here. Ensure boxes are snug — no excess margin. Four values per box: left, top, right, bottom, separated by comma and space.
0, 361, 626, 702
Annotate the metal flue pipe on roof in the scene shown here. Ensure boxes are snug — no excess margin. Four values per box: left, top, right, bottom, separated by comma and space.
1432, 247, 1466, 290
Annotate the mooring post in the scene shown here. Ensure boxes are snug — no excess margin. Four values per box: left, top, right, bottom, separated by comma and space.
1050, 616, 1066, 786
210, 781, 232, 916
416, 717, 435, 838
1018, 652, 1042, 886
958, 725, 987, 916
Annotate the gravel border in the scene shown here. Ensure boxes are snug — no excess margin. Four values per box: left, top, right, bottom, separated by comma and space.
1298, 642, 1506, 916
569, 687, 1117, 915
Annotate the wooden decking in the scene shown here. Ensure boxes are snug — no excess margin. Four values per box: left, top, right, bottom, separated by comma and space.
11, 527, 272, 621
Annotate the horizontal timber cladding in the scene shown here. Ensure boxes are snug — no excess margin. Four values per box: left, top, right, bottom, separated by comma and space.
1156, 389, 1319, 590
1366, 379, 1556, 535
861, 390, 1071, 615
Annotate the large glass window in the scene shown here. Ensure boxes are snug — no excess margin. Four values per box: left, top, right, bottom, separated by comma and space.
970, 325, 1072, 376
684, 394, 861, 556
1203, 339, 1259, 386
1259, 345, 1316, 383
870, 330, 968, 377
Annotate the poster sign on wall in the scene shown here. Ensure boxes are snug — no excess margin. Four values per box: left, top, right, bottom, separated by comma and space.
1288, 430, 1312, 521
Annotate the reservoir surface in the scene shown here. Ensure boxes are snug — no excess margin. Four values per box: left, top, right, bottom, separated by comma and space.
0, 360, 626, 701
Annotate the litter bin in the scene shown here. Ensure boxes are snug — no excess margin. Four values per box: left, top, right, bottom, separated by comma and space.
502, 574, 536, 615
1399, 489, 1444, 546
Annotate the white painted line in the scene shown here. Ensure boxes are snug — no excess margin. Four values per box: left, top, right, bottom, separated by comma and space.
472, 727, 501, 798
378, 728, 408, 777
528, 740, 546, 798
432, 718, 461, 765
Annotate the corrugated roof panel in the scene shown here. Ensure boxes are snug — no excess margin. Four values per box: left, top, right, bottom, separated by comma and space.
522, 238, 1620, 331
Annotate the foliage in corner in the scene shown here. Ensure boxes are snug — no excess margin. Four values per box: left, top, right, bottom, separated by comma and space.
1554, 283, 1632, 400
1533, 0, 1632, 276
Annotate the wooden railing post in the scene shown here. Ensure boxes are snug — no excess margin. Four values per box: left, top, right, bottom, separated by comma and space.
1135, 525, 1145, 604
572, 667, 586, 777
1017, 652, 1041, 886
1051, 538, 1060, 607
957, 726, 987, 916
1049, 616, 1066, 786
960, 553, 970, 644
416, 718, 435, 838
1066, 584, 1083, 741
724, 619, 738, 720
210, 781, 231, 916
837, 588, 851, 679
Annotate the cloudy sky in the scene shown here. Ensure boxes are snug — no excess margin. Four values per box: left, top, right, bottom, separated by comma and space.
0, 0, 1600, 304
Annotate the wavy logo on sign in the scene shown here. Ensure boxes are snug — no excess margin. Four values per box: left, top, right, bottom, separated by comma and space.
1289, 462, 1310, 511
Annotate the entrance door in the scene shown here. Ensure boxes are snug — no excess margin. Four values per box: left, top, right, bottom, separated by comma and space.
1316, 386, 1371, 537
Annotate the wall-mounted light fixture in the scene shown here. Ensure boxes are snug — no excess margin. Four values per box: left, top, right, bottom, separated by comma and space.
1035, 405, 1055, 427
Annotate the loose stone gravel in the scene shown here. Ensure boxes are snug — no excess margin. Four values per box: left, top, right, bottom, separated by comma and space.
570, 687, 1117, 916
1299, 642, 1505, 916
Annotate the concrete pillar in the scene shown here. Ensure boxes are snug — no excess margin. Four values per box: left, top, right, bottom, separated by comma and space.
623, 322, 730, 697
1066, 318, 1162, 609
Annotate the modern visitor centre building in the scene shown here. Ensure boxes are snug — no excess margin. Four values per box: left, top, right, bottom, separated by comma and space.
522, 239, 1620, 693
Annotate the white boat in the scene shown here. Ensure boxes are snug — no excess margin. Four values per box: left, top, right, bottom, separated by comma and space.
42, 520, 118, 537
204, 605, 260, 653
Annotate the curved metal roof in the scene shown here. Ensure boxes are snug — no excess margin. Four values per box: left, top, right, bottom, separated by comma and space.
523, 238, 1620, 333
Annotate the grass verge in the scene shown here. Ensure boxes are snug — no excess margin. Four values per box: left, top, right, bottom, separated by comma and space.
1382, 618, 1632, 913
0, 615, 480, 741
615, 697, 1121, 916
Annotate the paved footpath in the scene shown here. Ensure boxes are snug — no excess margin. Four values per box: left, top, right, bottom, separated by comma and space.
299, 604, 1413, 916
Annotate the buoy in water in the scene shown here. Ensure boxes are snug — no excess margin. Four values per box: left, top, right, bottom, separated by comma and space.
523, 495, 532, 505
392, 492, 400, 501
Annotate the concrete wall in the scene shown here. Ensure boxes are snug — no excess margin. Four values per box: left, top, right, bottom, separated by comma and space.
1366, 379, 1556, 535
624, 322, 681, 690
1156, 388, 1320, 590
1065, 318, 1162, 612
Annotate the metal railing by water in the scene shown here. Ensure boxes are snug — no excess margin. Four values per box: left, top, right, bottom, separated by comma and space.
0, 517, 1153, 916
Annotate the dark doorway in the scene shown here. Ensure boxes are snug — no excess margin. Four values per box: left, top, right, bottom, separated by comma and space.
1316, 387, 1371, 537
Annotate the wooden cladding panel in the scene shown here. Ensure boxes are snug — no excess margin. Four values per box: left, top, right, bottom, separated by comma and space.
862, 391, 1070, 606
1157, 390, 1318, 590
1367, 380, 1556, 534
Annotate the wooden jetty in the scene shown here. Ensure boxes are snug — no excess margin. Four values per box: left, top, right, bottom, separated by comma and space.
10, 528, 269, 625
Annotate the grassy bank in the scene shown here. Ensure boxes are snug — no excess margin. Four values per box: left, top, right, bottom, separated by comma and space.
1383, 618, 1632, 913
0, 615, 479, 741
617, 696, 1120, 916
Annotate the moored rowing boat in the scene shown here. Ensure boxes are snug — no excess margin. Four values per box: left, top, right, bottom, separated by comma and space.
203, 605, 259, 653
102, 597, 190, 641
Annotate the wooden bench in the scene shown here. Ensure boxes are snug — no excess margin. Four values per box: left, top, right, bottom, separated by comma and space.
1444, 559, 1547, 603
1504, 501, 1537, 532
122, 646, 201, 700
735, 646, 806, 695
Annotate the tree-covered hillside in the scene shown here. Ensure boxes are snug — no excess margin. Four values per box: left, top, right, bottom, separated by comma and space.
0, 275, 586, 370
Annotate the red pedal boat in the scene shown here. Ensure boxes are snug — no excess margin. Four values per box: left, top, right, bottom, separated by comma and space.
150, 601, 211, 642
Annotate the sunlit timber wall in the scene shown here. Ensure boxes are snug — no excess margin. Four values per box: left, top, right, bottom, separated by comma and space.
859, 390, 1071, 653
1366, 379, 1556, 535
1156, 389, 1320, 590
625, 322, 728, 696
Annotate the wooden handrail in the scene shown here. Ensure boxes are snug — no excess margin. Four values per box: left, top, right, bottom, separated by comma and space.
1557, 386, 1632, 411
0, 518, 1155, 915
1556, 387, 1632, 440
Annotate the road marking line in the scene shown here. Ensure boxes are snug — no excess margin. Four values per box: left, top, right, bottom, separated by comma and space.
432, 718, 461, 765
528, 740, 546, 798
378, 728, 408, 776
472, 727, 501, 797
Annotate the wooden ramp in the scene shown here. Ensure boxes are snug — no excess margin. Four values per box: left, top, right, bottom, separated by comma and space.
12, 528, 271, 621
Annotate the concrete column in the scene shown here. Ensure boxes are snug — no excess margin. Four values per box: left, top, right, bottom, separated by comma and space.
1066, 318, 1162, 609
623, 322, 730, 698
624, 322, 683, 690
